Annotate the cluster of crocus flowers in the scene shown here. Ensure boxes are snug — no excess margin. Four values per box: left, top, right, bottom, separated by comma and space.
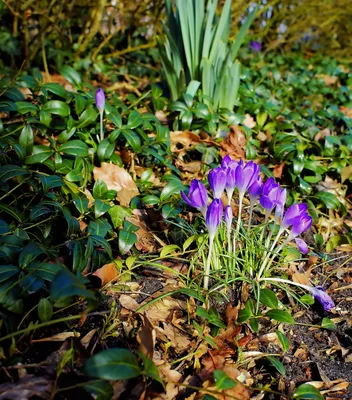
180, 156, 335, 311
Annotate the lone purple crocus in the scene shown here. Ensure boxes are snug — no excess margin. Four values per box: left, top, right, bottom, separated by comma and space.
96, 88, 105, 142
311, 286, 335, 311
181, 180, 208, 217
250, 41, 262, 53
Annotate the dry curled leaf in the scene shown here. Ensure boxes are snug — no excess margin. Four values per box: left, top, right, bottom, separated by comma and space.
220, 125, 247, 159
93, 262, 119, 286
93, 162, 139, 206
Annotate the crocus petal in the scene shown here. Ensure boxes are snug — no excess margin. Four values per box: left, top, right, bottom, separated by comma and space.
208, 168, 227, 199
221, 155, 232, 168
180, 190, 195, 207
295, 238, 309, 254
291, 215, 312, 237
206, 199, 223, 238
95, 89, 105, 112
248, 177, 262, 201
311, 286, 335, 311
189, 180, 208, 209
281, 203, 309, 229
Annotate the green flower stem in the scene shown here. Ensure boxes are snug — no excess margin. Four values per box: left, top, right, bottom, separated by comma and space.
99, 110, 104, 142
257, 228, 284, 279
204, 234, 214, 290
233, 192, 244, 256
259, 209, 270, 244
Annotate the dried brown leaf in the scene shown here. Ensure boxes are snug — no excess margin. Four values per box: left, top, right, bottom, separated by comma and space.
31, 332, 78, 343
137, 314, 156, 358
220, 125, 247, 159
93, 262, 119, 286
93, 162, 139, 206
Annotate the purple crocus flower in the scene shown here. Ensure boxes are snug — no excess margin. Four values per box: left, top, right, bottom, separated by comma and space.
181, 179, 208, 217
235, 161, 260, 196
221, 155, 233, 169
295, 238, 309, 254
224, 205, 233, 233
260, 177, 280, 211
250, 41, 262, 53
206, 198, 223, 239
95, 88, 105, 112
208, 167, 227, 199
281, 203, 309, 230
248, 176, 262, 203
311, 286, 335, 311
290, 215, 313, 238
274, 188, 287, 224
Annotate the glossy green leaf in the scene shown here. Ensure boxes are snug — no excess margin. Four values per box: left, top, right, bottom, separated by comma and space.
293, 383, 323, 399
25, 145, 54, 164
314, 192, 340, 210
18, 243, 45, 269
93, 180, 109, 200
321, 317, 336, 330
38, 298, 53, 322
267, 356, 286, 375
267, 309, 295, 324
50, 269, 94, 300
59, 140, 89, 157
84, 348, 141, 380
0, 165, 29, 183
15, 102, 39, 114
42, 100, 70, 117
108, 205, 131, 229
260, 288, 279, 309
0, 264, 19, 283
83, 381, 113, 400
59, 66, 82, 88
76, 106, 98, 129
214, 370, 238, 390
276, 330, 290, 352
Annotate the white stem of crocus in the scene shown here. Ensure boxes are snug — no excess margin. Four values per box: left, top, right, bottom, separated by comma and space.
259, 277, 312, 292
99, 111, 104, 142
259, 209, 271, 244
204, 234, 214, 289
257, 228, 284, 279
235, 192, 244, 237
226, 189, 234, 206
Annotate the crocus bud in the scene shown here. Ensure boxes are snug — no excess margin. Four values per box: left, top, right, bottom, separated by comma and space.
206, 198, 223, 239
295, 238, 309, 254
208, 167, 227, 199
260, 177, 280, 211
181, 179, 208, 217
311, 286, 335, 311
96, 88, 105, 113
224, 205, 233, 233
250, 41, 262, 53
